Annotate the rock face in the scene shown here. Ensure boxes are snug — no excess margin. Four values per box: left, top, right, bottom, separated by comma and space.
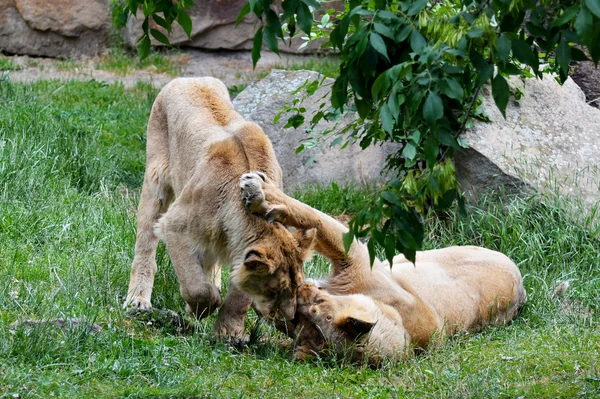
124, 0, 256, 52
233, 70, 398, 191
456, 76, 600, 210
0, 0, 110, 57
124, 0, 339, 54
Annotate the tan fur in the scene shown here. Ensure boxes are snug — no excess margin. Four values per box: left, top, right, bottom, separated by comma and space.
240, 173, 527, 364
124, 78, 316, 339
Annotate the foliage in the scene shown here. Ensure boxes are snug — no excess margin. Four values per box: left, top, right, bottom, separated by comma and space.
0, 79, 599, 396
111, 0, 196, 59
239, 0, 600, 263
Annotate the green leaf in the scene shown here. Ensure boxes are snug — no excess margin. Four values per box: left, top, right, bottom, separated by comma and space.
152, 14, 172, 33
556, 36, 571, 75
492, 73, 509, 118
137, 35, 151, 60
585, 0, 600, 18
177, 9, 193, 39
467, 28, 484, 38
475, 63, 494, 87
402, 142, 417, 160
330, 136, 344, 147
295, 144, 305, 154
150, 28, 170, 46
369, 33, 390, 62
300, 0, 322, 9
553, 6, 579, 27
342, 230, 354, 256
142, 2, 154, 17
511, 39, 537, 69
371, 71, 390, 102
423, 92, 443, 124
380, 103, 395, 134
384, 235, 396, 266
249, 0, 261, 13
252, 26, 263, 68
396, 25, 412, 42
495, 34, 511, 66
282, 0, 299, 19
266, 9, 283, 39
236, 2, 251, 26
410, 30, 426, 52
263, 26, 280, 55
407, 0, 428, 16
297, 2, 313, 35
374, 22, 395, 39
423, 135, 439, 165
402, 247, 417, 264
382, 191, 403, 206
442, 78, 464, 101
576, 9, 593, 43
284, 114, 305, 128
367, 237, 376, 267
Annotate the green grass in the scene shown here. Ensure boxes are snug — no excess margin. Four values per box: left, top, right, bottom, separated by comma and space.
1, 78, 599, 398
52, 58, 79, 72
0, 54, 20, 71
272, 57, 340, 79
94, 48, 183, 76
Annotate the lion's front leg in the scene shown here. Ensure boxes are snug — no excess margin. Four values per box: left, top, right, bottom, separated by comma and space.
240, 173, 370, 269
214, 282, 253, 340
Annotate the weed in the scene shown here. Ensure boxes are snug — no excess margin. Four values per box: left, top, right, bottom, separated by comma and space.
95, 47, 182, 76
0, 54, 20, 71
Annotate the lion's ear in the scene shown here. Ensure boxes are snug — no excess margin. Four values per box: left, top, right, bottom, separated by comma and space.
243, 249, 275, 275
294, 228, 317, 259
336, 315, 375, 339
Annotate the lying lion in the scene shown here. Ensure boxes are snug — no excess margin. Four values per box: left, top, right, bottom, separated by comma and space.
240, 172, 527, 363
124, 78, 316, 338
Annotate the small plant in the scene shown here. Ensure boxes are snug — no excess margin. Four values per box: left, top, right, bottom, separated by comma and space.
95, 47, 182, 76
0, 55, 19, 71
52, 58, 79, 72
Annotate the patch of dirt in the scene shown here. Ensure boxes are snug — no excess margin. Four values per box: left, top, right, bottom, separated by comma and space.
570, 60, 600, 108
1, 49, 327, 89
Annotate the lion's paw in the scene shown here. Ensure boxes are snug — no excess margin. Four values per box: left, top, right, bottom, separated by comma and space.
240, 172, 267, 214
124, 296, 152, 310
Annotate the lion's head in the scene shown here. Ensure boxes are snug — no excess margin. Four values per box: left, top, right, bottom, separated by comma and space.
230, 223, 317, 323
294, 282, 376, 360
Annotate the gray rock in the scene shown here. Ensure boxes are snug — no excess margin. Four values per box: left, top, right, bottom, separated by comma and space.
0, 0, 110, 57
233, 70, 398, 191
124, 0, 340, 54
457, 76, 600, 210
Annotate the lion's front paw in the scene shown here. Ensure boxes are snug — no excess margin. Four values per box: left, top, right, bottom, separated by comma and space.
124, 295, 153, 310
240, 172, 287, 223
240, 172, 267, 214
214, 317, 246, 341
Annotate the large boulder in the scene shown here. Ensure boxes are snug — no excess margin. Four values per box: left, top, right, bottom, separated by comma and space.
0, 0, 110, 57
124, 0, 256, 52
233, 70, 398, 191
124, 0, 341, 54
456, 76, 600, 210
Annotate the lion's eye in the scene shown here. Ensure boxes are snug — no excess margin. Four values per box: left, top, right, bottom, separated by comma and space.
326, 315, 332, 321
315, 299, 325, 305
